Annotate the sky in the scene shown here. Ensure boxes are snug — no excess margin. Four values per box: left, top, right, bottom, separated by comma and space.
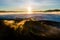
0, 0, 60, 11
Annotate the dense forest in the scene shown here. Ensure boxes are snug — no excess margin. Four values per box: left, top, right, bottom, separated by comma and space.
0, 19, 60, 40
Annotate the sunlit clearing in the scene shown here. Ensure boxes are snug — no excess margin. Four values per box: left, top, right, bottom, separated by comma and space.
27, 7, 32, 14
3, 20, 25, 31
4, 20, 15, 26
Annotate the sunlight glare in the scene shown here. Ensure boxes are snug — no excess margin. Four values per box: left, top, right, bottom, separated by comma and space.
27, 6, 32, 14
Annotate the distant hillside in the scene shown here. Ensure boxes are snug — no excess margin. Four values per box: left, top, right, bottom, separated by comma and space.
24, 20, 60, 37
44, 9, 60, 12
0, 9, 60, 12
0, 11, 24, 13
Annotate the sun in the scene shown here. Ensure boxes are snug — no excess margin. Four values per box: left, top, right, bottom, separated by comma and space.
27, 6, 32, 14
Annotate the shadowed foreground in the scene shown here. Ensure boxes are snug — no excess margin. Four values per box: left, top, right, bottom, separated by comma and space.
0, 19, 60, 40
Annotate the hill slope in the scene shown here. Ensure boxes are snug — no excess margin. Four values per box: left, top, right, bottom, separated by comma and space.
0, 19, 60, 40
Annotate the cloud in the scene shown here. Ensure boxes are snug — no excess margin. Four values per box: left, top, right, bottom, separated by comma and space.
32, 0, 55, 8
3, 0, 24, 8
2, 0, 52, 8
0, 0, 59, 10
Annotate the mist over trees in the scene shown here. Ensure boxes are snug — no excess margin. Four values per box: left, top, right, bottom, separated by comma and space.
0, 19, 60, 40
